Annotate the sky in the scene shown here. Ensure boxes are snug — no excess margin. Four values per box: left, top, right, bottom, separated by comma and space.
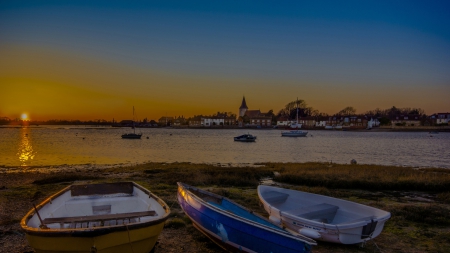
1, 0, 449, 121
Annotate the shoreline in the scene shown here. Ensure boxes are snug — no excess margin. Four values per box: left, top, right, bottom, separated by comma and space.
1, 162, 449, 253
2, 124, 450, 132
2, 161, 449, 174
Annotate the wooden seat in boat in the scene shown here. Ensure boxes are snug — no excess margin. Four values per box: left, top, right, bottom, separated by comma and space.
263, 191, 289, 204
43, 210, 156, 225
289, 203, 339, 220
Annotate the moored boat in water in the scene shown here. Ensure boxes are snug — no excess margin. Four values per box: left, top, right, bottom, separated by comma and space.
234, 134, 257, 142
258, 185, 391, 244
281, 130, 308, 137
281, 98, 308, 137
177, 182, 316, 253
122, 106, 142, 139
21, 182, 169, 253
121, 133, 143, 139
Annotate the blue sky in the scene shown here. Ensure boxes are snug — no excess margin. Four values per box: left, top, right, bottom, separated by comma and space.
1, 1, 449, 120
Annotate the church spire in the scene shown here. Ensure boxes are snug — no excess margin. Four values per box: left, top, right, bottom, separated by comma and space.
239, 96, 248, 109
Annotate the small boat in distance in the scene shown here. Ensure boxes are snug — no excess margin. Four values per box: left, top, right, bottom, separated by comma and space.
122, 106, 142, 139
21, 182, 170, 253
281, 98, 308, 137
177, 182, 316, 253
234, 133, 257, 142
121, 132, 142, 139
258, 185, 391, 244
281, 130, 308, 137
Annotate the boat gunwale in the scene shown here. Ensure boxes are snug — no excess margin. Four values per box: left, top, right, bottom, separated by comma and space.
257, 185, 391, 230
20, 182, 170, 237
178, 182, 317, 245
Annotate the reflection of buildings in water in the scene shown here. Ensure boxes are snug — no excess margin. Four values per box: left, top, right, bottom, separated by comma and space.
17, 128, 36, 165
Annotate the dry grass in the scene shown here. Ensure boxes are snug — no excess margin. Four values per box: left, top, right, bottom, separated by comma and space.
266, 162, 450, 192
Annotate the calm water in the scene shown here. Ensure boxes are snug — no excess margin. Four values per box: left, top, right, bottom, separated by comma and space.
0, 126, 449, 169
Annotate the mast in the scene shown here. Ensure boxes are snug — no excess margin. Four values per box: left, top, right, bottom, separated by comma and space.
133, 106, 136, 134
296, 98, 299, 124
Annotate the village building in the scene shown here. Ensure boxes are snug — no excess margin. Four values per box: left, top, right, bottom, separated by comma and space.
315, 116, 368, 128
201, 117, 224, 126
245, 110, 272, 127
237, 96, 272, 127
436, 113, 450, 125
188, 116, 202, 126
298, 116, 316, 128
390, 115, 421, 127
315, 117, 328, 127
172, 116, 186, 126
342, 116, 369, 128
367, 117, 380, 128
276, 116, 290, 126
158, 116, 174, 126
201, 112, 236, 126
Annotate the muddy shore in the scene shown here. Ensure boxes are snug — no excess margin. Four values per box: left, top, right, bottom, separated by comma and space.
1, 162, 449, 253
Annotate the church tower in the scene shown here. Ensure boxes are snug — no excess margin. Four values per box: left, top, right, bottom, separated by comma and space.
239, 96, 248, 117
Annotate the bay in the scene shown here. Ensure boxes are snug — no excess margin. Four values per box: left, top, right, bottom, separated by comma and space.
0, 126, 449, 169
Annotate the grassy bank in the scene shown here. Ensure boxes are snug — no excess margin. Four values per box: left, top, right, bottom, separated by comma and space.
1, 162, 449, 253
266, 162, 450, 192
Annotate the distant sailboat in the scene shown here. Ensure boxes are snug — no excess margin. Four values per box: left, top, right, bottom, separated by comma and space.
122, 106, 142, 139
281, 98, 308, 137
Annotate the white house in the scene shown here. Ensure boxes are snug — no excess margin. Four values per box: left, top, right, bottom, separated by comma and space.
315, 118, 328, 127
201, 117, 224, 126
276, 116, 290, 126
367, 117, 380, 128
436, 113, 450, 124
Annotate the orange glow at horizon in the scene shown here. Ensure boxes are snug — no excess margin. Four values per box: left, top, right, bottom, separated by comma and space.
1, 45, 448, 121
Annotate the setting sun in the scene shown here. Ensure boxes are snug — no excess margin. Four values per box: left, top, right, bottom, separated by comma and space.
21, 113, 28, 120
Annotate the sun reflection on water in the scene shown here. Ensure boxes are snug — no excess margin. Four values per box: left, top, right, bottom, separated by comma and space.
17, 128, 36, 166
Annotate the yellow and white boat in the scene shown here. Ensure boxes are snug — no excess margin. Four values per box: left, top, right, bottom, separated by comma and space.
20, 182, 169, 253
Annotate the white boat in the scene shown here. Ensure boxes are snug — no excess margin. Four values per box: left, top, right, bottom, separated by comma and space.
234, 134, 257, 142
21, 182, 170, 253
257, 185, 391, 244
281, 98, 308, 137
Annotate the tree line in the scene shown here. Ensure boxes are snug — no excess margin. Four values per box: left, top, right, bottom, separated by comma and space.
276, 100, 427, 120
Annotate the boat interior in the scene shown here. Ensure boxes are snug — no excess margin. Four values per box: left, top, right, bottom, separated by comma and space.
27, 183, 166, 230
186, 186, 282, 230
263, 190, 379, 225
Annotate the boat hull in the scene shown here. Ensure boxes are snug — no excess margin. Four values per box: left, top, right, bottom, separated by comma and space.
21, 182, 169, 253
234, 134, 256, 142
258, 185, 390, 244
121, 134, 142, 139
25, 222, 164, 253
234, 138, 256, 142
177, 183, 314, 253
281, 131, 308, 137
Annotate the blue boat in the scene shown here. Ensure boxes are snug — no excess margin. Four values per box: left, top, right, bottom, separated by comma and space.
177, 182, 316, 253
